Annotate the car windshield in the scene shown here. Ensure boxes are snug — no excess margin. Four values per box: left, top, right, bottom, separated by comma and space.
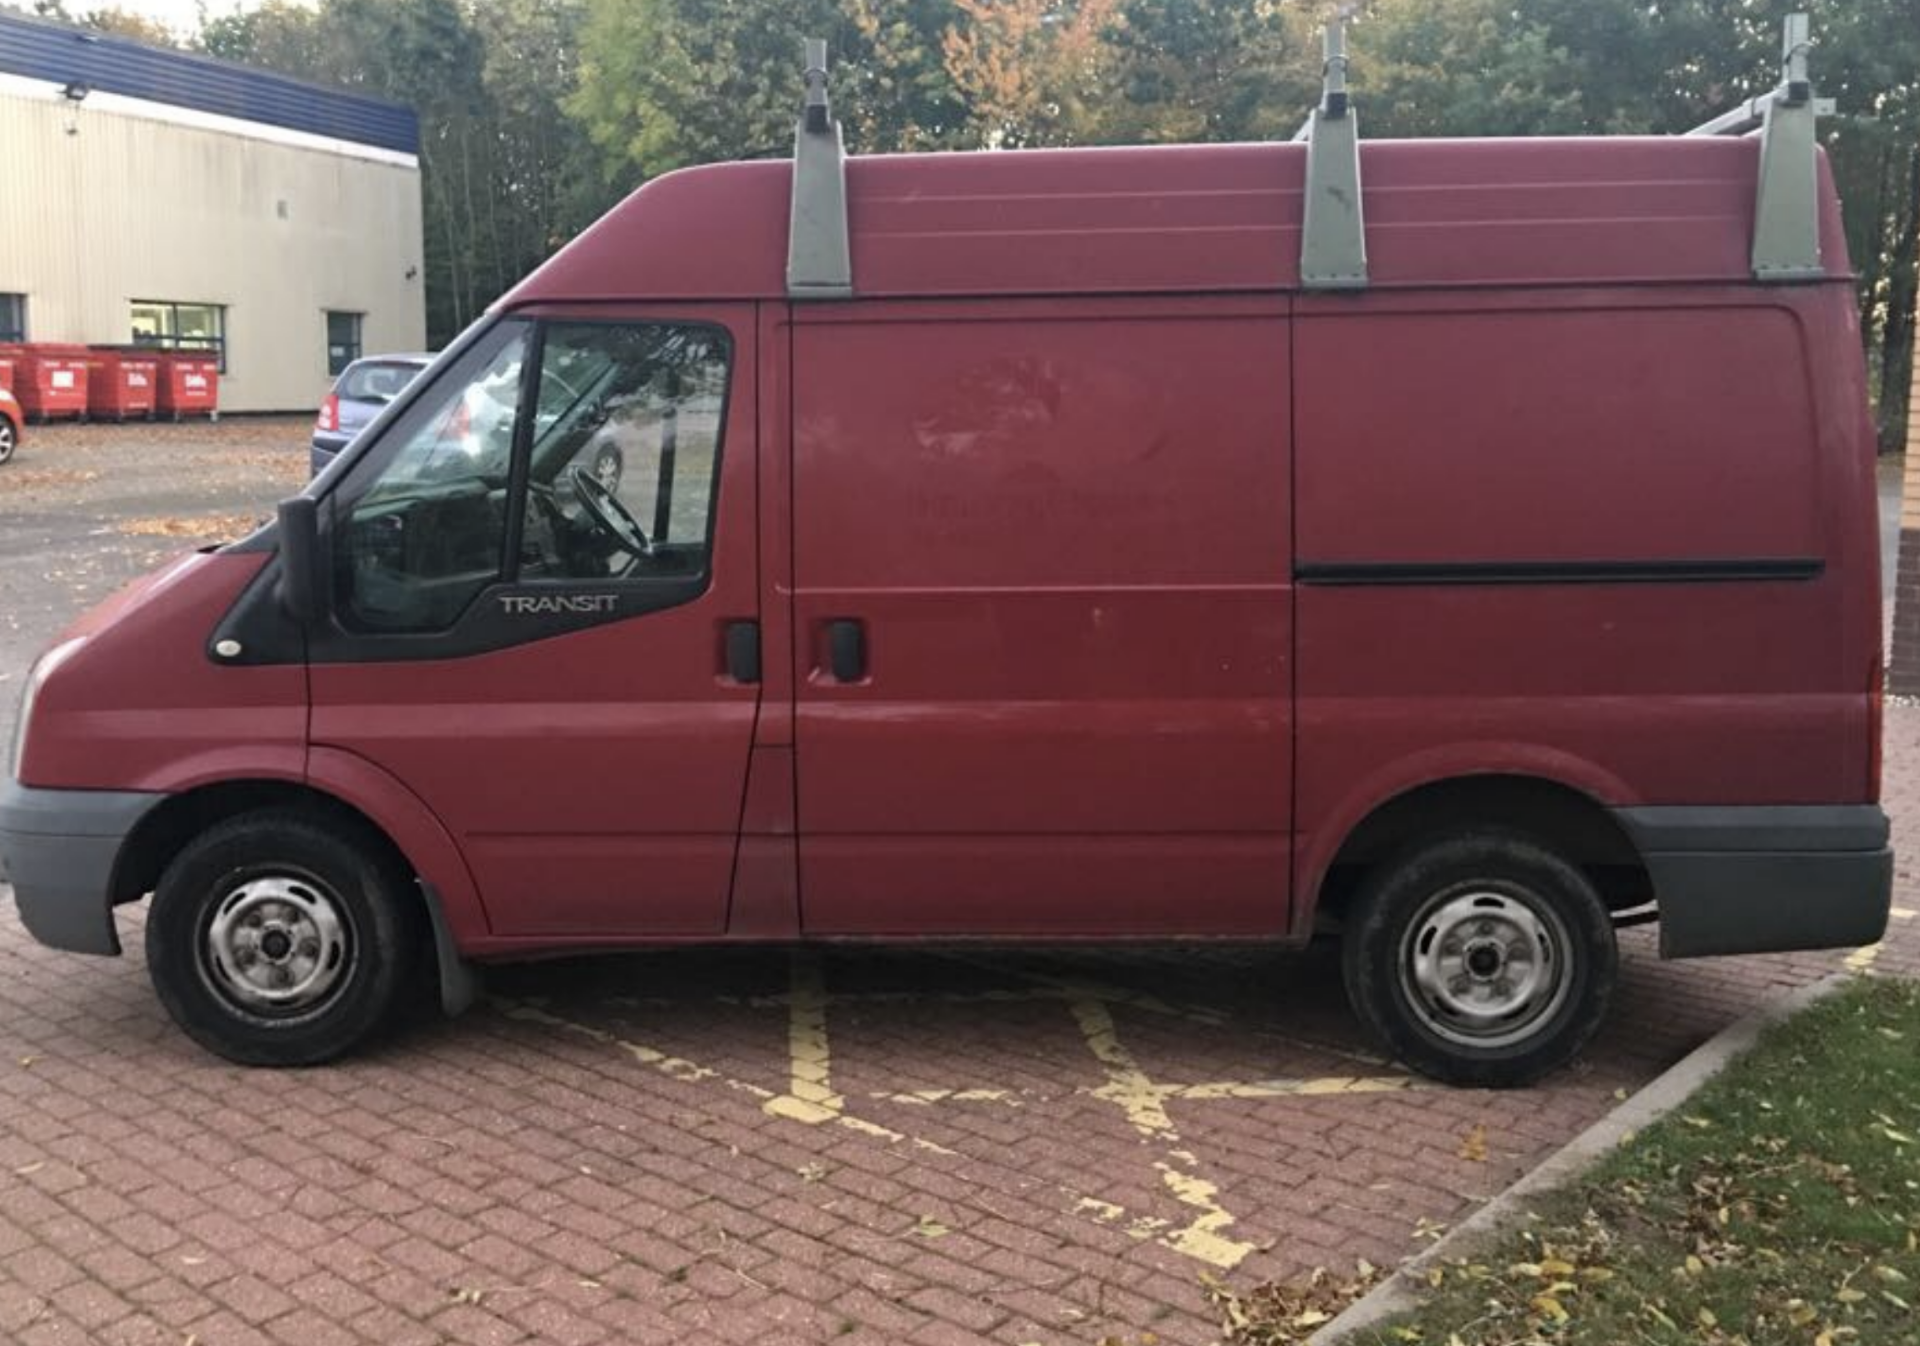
338, 361, 425, 405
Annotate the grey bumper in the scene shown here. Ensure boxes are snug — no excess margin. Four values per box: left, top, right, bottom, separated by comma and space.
1615, 805, 1893, 959
0, 780, 163, 955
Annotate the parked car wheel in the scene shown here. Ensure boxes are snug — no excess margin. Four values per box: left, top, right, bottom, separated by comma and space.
0, 415, 16, 465
146, 810, 419, 1066
1341, 831, 1616, 1087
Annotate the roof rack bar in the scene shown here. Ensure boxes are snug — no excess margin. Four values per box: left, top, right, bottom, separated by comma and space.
1685, 12, 1827, 282
1294, 19, 1368, 291
786, 37, 852, 300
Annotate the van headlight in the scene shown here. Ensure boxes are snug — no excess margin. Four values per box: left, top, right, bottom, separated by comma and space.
8, 637, 87, 781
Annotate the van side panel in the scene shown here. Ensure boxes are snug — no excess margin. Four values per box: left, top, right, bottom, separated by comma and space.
790, 297, 1292, 935
1293, 290, 1868, 917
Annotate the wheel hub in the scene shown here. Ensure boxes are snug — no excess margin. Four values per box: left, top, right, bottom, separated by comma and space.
1401, 889, 1572, 1048
201, 876, 351, 1014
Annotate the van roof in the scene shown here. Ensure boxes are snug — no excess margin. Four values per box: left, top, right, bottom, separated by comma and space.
504, 137, 1848, 306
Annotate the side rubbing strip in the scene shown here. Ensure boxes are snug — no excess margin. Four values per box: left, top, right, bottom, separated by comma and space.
1294, 558, 1825, 587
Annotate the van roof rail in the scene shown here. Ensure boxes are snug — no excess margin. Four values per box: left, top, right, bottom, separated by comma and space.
1685, 12, 1833, 282
1293, 18, 1368, 291
787, 38, 853, 300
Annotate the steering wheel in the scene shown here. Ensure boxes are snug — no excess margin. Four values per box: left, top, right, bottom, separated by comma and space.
569, 463, 652, 557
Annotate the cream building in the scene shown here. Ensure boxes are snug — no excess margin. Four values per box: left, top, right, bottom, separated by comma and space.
0, 11, 426, 413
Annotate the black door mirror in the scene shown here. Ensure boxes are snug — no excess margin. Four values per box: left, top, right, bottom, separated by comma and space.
276, 496, 327, 626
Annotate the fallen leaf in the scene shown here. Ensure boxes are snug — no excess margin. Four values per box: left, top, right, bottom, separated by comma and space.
1531, 1293, 1569, 1322
1459, 1124, 1489, 1162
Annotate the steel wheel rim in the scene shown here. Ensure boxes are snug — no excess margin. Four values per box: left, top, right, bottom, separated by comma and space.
198, 874, 354, 1016
594, 450, 620, 491
1398, 886, 1572, 1048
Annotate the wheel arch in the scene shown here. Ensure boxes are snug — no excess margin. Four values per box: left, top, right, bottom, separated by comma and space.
112, 779, 408, 909
1307, 773, 1652, 929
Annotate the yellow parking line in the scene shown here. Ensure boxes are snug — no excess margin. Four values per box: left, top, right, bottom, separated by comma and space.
873, 1088, 1020, 1106
1067, 993, 1258, 1269
496, 999, 767, 1098
763, 953, 844, 1125
1166, 1076, 1415, 1100
1844, 906, 1915, 974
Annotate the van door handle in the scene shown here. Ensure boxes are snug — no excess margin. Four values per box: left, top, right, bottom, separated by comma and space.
724, 621, 761, 684
827, 619, 866, 682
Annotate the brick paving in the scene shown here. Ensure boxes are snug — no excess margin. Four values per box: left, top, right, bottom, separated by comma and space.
1, 426, 1916, 1344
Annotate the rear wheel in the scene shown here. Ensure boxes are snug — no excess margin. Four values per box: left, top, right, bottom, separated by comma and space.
1341, 831, 1616, 1087
146, 810, 418, 1066
0, 415, 15, 464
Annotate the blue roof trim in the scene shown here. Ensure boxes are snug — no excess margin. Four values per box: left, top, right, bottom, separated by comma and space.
0, 12, 419, 155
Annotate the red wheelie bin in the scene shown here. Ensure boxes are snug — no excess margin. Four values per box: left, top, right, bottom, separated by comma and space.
0, 343, 90, 423
155, 352, 219, 421
86, 348, 161, 421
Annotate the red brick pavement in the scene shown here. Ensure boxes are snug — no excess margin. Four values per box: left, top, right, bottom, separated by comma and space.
1, 709, 1915, 1346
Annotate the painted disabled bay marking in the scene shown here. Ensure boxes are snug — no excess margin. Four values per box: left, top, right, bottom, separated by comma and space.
495, 951, 1422, 1270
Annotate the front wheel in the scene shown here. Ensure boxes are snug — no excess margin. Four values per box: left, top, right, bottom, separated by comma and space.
0, 415, 15, 464
1341, 831, 1617, 1087
146, 810, 419, 1066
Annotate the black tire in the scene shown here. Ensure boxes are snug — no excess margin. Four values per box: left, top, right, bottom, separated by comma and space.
0, 414, 15, 465
1341, 830, 1617, 1088
146, 809, 419, 1066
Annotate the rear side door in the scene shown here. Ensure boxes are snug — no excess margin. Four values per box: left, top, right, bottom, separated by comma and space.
788, 296, 1294, 936
308, 305, 761, 939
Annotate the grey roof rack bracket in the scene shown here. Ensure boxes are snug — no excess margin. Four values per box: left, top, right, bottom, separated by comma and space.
1686, 13, 1830, 283
1293, 19, 1368, 290
787, 38, 852, 300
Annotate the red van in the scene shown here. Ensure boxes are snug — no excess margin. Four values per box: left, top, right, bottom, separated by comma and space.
0, 25, 1890, 1083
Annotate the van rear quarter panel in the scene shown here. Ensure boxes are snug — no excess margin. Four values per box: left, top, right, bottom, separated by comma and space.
1293, 287, 1879, 915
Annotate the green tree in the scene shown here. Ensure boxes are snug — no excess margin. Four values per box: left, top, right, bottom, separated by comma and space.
476, 0, 606, 277
940, 0, 1121, 147
1090, 0, 1315, 145
568, 0, 965, 185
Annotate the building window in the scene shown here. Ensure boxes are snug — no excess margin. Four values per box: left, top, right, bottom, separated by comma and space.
0, 294, 24, 343
327, 311, 364, 377
131, 301, 226, 372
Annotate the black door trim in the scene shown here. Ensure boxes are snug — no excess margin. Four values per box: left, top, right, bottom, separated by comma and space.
1293, 557, 1825, 587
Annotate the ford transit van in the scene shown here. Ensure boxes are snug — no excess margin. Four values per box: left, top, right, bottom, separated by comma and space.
0, 23, 1890, 1084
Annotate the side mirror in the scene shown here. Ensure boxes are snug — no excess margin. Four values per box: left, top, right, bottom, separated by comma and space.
276, 495, 327, 626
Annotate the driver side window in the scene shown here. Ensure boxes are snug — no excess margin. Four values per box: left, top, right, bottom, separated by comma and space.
335, 319, 731, 634
519, 323, 730, 584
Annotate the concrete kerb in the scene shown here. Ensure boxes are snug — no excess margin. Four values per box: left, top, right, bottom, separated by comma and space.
1308, 970, 1853, 1345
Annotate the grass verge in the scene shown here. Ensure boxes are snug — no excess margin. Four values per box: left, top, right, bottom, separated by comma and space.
1342, 977, 1920, 1346
1205, 977, 1920, 1345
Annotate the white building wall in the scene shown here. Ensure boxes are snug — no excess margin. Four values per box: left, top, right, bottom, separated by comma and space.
0, 77, 425, 412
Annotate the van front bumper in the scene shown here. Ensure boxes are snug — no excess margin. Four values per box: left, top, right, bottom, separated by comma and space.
0, 780, 162, 956
1615, 805, 1893, 959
